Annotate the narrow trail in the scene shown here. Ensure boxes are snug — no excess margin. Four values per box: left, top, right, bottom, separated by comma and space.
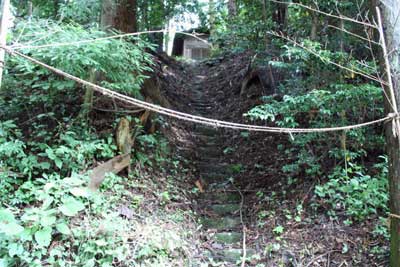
151, 53, 388, 266
184, 65, 256, 265
153, 52, 290, 265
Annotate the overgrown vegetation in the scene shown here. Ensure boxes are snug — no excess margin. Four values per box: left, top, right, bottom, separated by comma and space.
0, 0, 394, 265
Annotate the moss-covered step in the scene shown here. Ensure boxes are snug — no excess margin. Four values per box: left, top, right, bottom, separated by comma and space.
197, 162, 231, 173
201, 216, 241, 230
214, 232, 242, 244
201, 172, 231, 181
195, 126, 220, 135
201, 192, 241, 203
215, 248, 257, 263
197, 147, 222, 157
209, 204, 240, 215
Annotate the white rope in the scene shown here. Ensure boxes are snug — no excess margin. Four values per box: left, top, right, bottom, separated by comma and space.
10, 30, 212, 50
1, 45, 395, 134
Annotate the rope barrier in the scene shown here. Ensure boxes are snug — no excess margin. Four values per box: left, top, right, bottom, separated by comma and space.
10, 30, 213, 50
390, 214, 400, 220
0, 45, 396, 134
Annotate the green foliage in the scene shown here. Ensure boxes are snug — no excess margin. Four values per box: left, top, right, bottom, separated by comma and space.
59, 0, 101, 25
0, 171, 136, 266
8, 19, 154, 95
246, 40, 387, 224
315, 157, 388, 221
0, 118, 195, 266
246, 83, 384, 177
246, 84, 383, 128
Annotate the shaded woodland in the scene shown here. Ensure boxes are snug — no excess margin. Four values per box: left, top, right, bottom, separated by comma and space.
0, 0, 400, 266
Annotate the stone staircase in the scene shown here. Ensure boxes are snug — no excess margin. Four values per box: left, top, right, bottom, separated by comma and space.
189, 74, 256, 266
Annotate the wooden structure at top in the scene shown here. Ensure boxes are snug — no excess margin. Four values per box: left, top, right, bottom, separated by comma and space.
172, 33, 210, 60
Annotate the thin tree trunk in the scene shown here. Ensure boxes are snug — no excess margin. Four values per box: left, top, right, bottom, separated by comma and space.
53, 0, 60, 18
228, 0, 237, 17
0, 0, 10, 90
79, 69, 97, 121
261, 0, 269, 47
339, 19, 344, 51
310, 12, 318, 40
272, 2, 288, 32
379, 2, 400, 266
209, 0, 216, 35
27, 1, 33, 17
100, 0, 116, 30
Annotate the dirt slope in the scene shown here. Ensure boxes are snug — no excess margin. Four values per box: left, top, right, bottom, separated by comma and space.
148, 52, 388, 266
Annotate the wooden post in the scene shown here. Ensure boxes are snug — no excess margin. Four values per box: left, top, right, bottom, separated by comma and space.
0, 0, 10, 89
377, 2, 400, 266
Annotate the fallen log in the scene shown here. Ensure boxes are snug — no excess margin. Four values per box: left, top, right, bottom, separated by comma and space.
88, 153, 130, 190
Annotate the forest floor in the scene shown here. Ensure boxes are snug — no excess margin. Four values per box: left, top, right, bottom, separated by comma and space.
0, 51, 389, 267
150, 51, 389, 266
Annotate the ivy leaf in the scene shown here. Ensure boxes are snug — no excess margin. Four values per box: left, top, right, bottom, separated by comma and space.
0, 209, 15, 222
45, 148, 56, 160
63, 176, 85, 186
8, 243, 24, 257
40, 215, 56, 227
56, 223, 71, 235
55, 158, 63, 169
70, 187, 90, 198
0, 222, 24, 236
34, 227, 52, 247
0, 259, 8, 267
83, 259, 95, 267
273, 225, 284, 235
39, 161, 51, 170
0, 209, 24, 236
59, 198, 85, 217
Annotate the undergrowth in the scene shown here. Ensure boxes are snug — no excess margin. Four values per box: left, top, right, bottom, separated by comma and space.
0, 117, 201, 267
245, 42, 389, 234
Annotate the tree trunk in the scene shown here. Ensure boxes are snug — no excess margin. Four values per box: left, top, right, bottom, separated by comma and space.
53, 0, 60, 18
228, 0, 237, 17
79, 69, 97, 121
339, 19, 344, 51
261, 0, 270, 47
310, 13, 318, 40
380, 2, 400, 266
272, 2, 288, 31
82, 0, 138, 118
209, 0, 216, 35
101, 0, 137, 32
27, 1, 33, 17
0, 0, 11, 90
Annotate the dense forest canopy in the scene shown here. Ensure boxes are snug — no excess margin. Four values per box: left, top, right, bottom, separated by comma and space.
0, 0, 400, 266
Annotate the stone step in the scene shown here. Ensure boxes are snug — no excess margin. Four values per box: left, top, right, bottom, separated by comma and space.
196, 140, 221, 147
197, 163, 231, 173
214, 232, 242, 244
212, 248, 257, 263
209, 204, 241, 216
195, 134, 220, 141
190, 106, 213, 111
201, 172, 232, 182
205, 182, 233, 192
196, 148, 222, 157
192, 105, 213, 109
190, 102, 213, 107
201, 192, 241, 203
195, 156, 228, 164
195, 126, 220, 135
201, 216, 241, 230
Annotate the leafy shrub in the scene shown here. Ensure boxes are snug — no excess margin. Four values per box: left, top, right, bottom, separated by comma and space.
315, 157, 388, 221
2, 19, 155, 123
